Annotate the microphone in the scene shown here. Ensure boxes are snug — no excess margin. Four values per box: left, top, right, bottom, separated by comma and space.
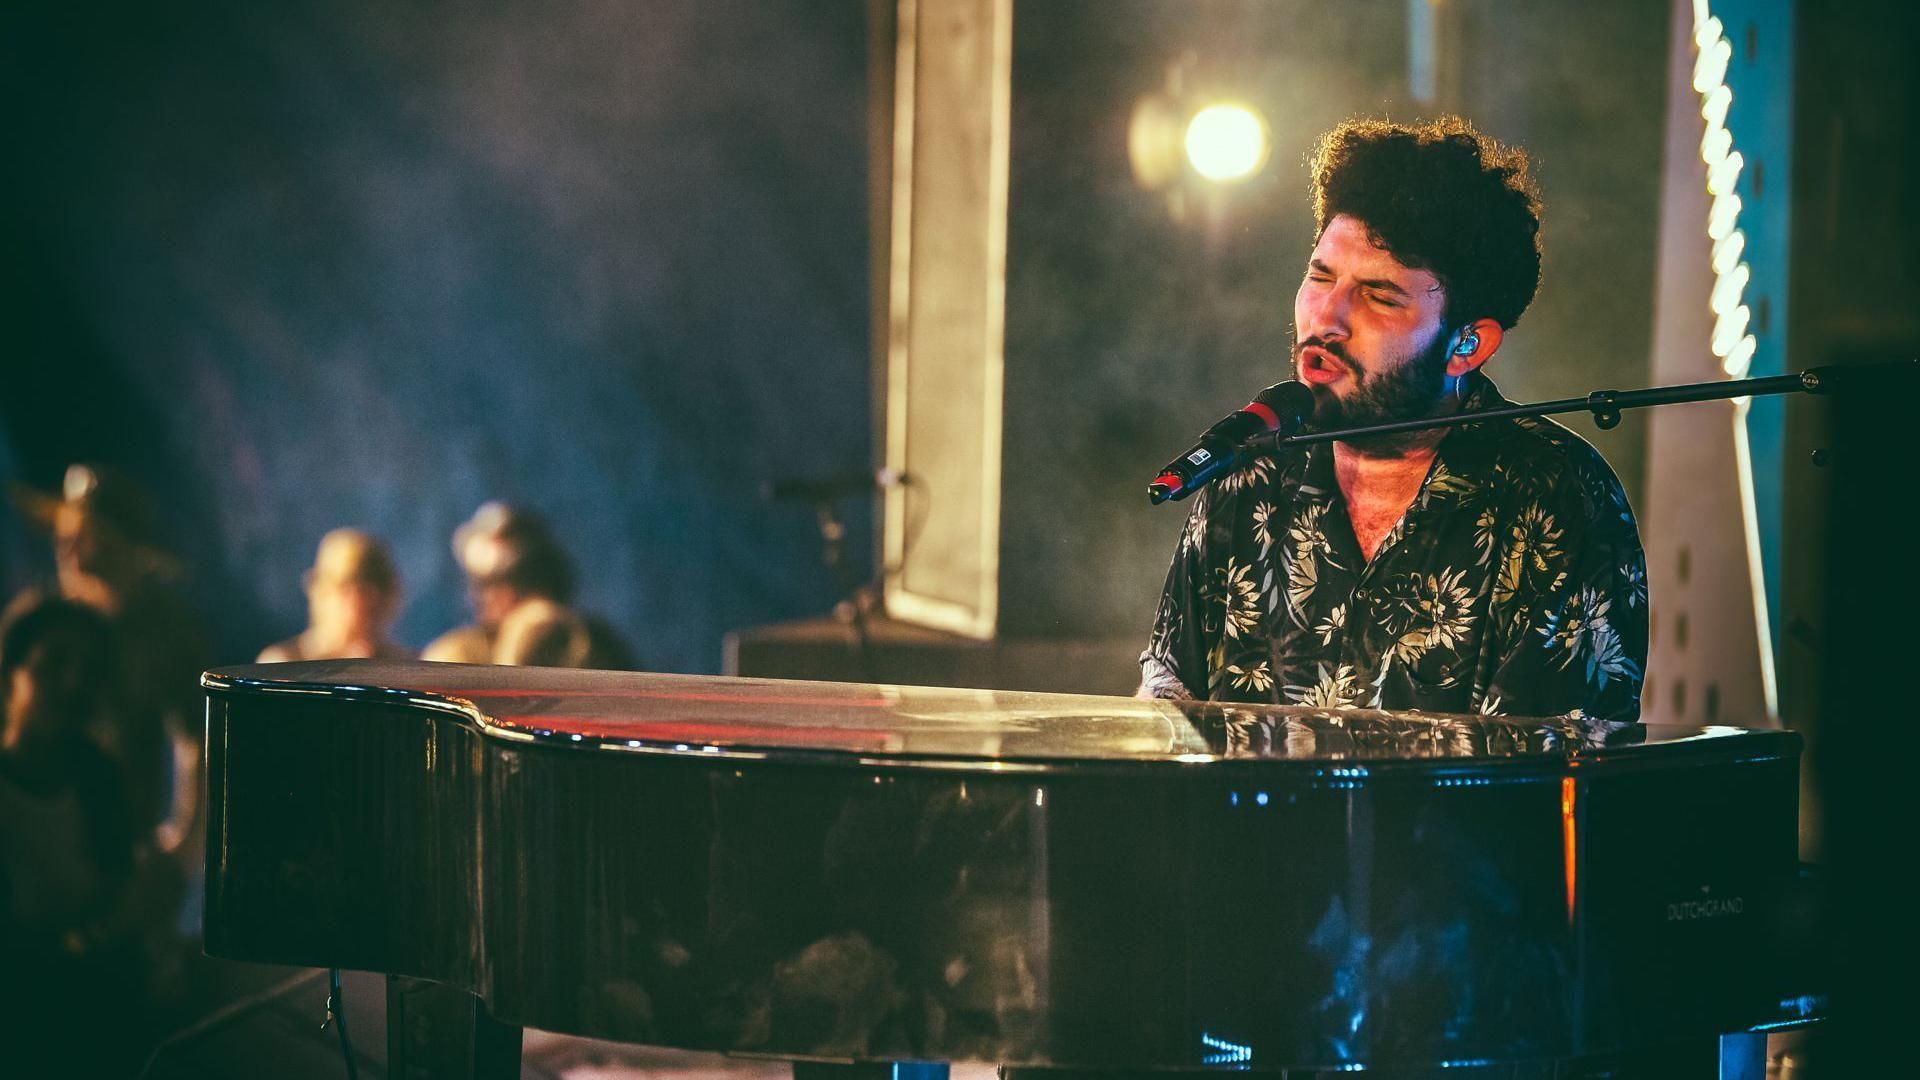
1147, 381, 1315, 505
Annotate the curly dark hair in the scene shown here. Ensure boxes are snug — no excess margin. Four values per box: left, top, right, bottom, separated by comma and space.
1309, 116, 1543, 329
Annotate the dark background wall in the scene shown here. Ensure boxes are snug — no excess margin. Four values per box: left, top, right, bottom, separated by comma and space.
0, 1, 874, 670
1, 1, 1672, 671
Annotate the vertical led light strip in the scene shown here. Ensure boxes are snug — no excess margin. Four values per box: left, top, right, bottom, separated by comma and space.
1690, 0, 1777, 720
1692, 2, 1757, 380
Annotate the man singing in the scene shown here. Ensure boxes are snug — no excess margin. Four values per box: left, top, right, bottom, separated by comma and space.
1140, 116, 1647, 721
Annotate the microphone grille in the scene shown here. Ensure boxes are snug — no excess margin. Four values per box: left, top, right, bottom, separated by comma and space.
1254, 380, 1316, 424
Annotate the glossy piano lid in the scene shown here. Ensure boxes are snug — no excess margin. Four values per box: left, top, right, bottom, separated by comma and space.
202, 660, 1796, 769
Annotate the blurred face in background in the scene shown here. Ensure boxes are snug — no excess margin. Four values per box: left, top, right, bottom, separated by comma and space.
468, 578, 522, 631
299, 529, 401, 653
306, 574, 395, 645
459, 532, 526, 630
3, 639, 91, 753
52, 505, 132, 607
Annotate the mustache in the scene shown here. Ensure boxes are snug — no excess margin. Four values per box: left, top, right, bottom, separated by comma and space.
1296, 337, 1355, 369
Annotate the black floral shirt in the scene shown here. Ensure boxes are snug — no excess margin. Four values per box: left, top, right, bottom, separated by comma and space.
1141, 377, 1648, 721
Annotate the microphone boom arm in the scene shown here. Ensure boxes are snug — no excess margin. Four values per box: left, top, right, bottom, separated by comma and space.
1234, 361, 1915, 459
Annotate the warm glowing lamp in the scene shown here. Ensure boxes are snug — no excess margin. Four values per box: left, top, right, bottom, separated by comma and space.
1183, 103, 1270, 183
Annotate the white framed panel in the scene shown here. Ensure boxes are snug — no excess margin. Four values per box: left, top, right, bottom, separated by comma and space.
881, 0, 1013, 640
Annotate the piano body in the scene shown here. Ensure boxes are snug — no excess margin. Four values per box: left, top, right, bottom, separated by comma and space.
201, 661, 1819, 1076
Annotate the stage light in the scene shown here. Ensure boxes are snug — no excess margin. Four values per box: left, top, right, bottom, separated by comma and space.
1702, 84, 1731, 129
1690, 1, 1755, 379
1700, 125, 1732, 169
1707, 192, 1741, 241
1711, 304, 1751, 358
1692, 36, 1731, 94
1709, 263, 1749, 315
1711, 228, 1745, 274
1694, 4, 1773, 718
1692, 10, 1721, 49
1128, 93, 1185, 190
1200, 1033, 1253, 1066
1707, 149, 1743, 197
1184, 103, 1270, 183
1723, 333, 1756, 378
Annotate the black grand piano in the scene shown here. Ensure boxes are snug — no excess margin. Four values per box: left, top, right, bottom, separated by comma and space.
201, 661, 1820, 1077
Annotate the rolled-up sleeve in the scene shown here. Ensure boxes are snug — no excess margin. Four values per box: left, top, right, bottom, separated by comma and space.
1140, 495, 1213, 700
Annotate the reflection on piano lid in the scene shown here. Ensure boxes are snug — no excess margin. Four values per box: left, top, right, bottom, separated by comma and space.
205, 658, 1786, 769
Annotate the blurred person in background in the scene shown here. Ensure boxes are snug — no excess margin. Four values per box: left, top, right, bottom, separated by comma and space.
258, 527, 412, 663
12, 463, 205, 856
423, 501, 634, 669
0, 593, 145, 1074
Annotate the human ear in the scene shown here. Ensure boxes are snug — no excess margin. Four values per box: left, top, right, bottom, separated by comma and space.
1444, 318, 1504, 377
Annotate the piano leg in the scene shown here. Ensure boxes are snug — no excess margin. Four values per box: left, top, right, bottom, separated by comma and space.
386, 975, 523, 1079
791, 1064, 949, 1080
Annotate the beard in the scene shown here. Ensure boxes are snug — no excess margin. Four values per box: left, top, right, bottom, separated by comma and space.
1295, 328, 1455, 453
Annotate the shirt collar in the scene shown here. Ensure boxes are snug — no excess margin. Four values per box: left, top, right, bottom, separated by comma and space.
1419, 373, 1510, 511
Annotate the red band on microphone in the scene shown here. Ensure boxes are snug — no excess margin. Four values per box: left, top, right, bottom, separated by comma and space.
1150, 472, 1184, 493
1244, 401, 1281, 429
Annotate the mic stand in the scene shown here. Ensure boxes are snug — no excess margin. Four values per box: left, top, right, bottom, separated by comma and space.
769, 471, 910, 685
807, 497, 879, 686
1237, 361, 1915, 457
